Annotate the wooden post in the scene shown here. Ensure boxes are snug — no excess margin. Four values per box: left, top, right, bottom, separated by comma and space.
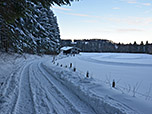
112, 80, 115, 88
86, 71, 89, 78
73, 67, 76, 72
70, 63, 72, 68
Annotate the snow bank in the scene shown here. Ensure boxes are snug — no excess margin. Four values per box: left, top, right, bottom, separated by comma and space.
51, 53, 152, 114
42, 60, 143, 114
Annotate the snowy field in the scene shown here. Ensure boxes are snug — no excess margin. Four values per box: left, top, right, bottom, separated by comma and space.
57, 53, 152, 99
0, 52, 152, 114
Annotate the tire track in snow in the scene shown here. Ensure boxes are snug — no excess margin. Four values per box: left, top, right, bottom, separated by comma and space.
13, 63, 36, 114
31, 61, 81, 114
0, 63, 26, 114
0, 72, 19, 114
31, 70, 69, 114
30, 63, 59, 114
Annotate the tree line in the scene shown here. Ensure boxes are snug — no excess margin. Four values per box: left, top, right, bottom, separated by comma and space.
61, 39, 152, 54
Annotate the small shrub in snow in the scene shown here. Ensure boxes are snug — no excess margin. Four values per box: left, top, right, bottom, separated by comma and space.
145, 84, 152, 100
60, 64, 62, 67
112, 80, 115, 88
132, 82, 142, 97
126, 84, 131, 93
105, 75, 111, 86
57, 63, 59, 66
65, 65, 67, 68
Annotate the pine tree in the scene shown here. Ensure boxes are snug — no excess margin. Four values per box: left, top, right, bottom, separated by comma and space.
0, 0, 79, 23
0, 0, 78, 53
140, 41, 144, 45
10, 2, 61, 54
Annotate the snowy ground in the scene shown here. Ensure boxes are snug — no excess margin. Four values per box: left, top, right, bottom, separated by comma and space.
56, 53, 152, 99
0, 52, 152, 114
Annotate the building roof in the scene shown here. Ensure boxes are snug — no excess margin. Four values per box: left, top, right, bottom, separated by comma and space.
61, 46, 81, 51
60, 46, 73, 51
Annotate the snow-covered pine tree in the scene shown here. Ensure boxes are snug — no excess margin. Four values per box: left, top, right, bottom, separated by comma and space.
34, 3, 60, 54
0, 0, 78, 54
6, 1, 60, 54
0, 0, 79, 23
0, 16, 16, 52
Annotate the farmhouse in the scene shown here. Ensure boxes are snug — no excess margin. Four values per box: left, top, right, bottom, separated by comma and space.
60, 46, 81, 55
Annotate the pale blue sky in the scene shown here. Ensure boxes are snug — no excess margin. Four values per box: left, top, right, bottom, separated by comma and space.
51, 0, 152, 43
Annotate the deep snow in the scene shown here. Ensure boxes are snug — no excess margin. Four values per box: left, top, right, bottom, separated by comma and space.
0, 52, 152, 114
56, 53, 152, 99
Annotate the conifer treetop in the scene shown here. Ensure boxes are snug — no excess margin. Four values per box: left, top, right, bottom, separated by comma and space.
0, 0, 79, 22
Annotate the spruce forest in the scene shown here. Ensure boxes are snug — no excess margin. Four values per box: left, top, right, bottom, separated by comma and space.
0, 0, 78, 54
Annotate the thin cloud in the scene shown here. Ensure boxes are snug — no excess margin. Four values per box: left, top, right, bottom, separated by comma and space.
128, 1, 137, 4
120, 0, 151, 6
52, 6, 72, 11
112, 7, 120, 10
107, 17, 152, 25
120, 0, 137, 4
56, 11, 99, 18
83, 20, 98, 23
62, 12, 90, 17
142, 3, 151, 6
145, 9, 152, 14
117, 28, 144, 32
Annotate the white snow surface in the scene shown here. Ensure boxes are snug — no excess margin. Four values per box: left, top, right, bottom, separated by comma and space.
0, 52, 152, 114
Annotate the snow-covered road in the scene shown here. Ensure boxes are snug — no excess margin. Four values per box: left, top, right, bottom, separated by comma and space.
1, 58, 98, 114
1, 53, 152, 114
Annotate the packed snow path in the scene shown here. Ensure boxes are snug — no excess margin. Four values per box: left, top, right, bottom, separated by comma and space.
1, 59, 99, 114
